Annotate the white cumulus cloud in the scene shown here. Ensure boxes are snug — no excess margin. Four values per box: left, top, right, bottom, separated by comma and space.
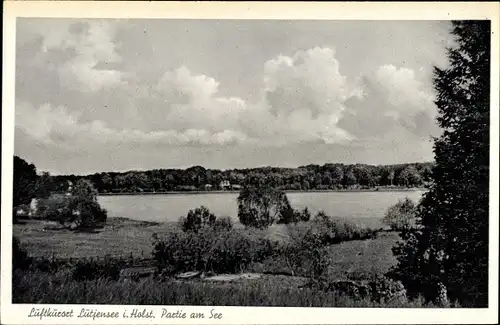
17, 31, 438, 149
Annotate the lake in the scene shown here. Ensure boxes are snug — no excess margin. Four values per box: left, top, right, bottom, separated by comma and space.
98, 190, 425, 229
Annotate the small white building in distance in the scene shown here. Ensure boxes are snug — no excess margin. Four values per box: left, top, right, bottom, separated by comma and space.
219, 180, 231, 190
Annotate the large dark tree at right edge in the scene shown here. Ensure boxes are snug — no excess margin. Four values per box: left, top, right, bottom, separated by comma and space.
390, 21, 491, 307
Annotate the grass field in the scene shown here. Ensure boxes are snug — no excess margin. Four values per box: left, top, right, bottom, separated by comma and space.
14, 218, 399, 281
12, 217, 423, 306
13, 218, 175, 258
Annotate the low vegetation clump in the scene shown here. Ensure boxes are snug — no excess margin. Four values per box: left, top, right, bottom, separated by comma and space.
278, 225, 330, 279
381, 197, 417, 231
152, 228, 275, 275
272, 212, 379, 279
154, 208, 275, 275
180, 206, 233, 233
278, 206, 312, 224
13, 237, 32, 271
310, 211, 379, 245
71, 258, 123, 281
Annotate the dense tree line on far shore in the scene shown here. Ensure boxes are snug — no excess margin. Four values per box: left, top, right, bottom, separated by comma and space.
30, 162, 433, 195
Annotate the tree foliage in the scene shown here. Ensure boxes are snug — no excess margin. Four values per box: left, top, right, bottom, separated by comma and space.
389, 21, 490, 307
48, 162, 433, 194
180, 206, 216, 233
72, 179, 98, 201
41, 196, 107, 230
13, 156, 38, 207
237, 185, 293, 228
382, 198, 417, 231
13, 237, 32, 270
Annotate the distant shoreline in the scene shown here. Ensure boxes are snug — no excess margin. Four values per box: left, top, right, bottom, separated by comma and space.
98, 187, 426, 196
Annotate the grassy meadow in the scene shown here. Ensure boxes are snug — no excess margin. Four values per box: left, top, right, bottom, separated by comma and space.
13, 217, 397, 281
12, 214, 413, 306
13, 218, 174, 258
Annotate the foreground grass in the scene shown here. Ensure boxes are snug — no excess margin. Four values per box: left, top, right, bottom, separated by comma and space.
13, 270, 429, 307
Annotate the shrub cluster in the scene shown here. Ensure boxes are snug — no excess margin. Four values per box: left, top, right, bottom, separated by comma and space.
179, 206, 233, 233
278, 225, 330, 279
368, 275, 407, 304
154, 208, 275, 275
71, 259, 122, 281
13, 237, 32, 271
310, 211, 378, 245
272, 212, 378, 280
277, 206, 312, 224
381, 197, 416, 231
153, 227, 276, 275
308, 276, 407, 304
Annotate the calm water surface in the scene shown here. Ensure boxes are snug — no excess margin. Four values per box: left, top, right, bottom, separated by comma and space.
98, 191, 425, 228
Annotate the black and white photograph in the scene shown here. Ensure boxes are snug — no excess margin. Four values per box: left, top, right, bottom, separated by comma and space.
2, 2, 499, 324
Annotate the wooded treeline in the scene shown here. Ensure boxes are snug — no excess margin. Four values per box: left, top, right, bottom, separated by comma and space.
46, 162, 433, 194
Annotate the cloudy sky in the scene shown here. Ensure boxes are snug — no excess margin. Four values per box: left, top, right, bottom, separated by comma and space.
15, 19, 454, 175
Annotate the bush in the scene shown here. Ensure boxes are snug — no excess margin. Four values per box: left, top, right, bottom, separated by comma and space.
280, 225, 330, 279
180, 207, 233, 233
298, 207, 311, 222
310, 211, 377, 245
277, 206, 311, 225
213, 216, 233, 232
206, 229, 275, 273
153, 227, 275, 275
29, 257, 63, 274
276, 195, 296, 224
13, 237, 32, 270
381, 198, 416, 231
368, 275, 407, 304
40, 196, 107, 230
71, 259, 122, 281
180, 206, 216, 233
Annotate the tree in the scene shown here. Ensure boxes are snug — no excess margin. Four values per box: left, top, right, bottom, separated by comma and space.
354, 166, 375, 187
101, 174, 114, 192
72, 179, 98, 201
41, 196, 107, 230
41, 178, 107, 230
237, 184, 292, 228
388, 170, 395, 186
330, 166, 344, 186
343, 169, 357, 187
397, 165, 422, 188
389, 21, 490, 307
13, 156, 38, 207
34, 172, 56, 199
